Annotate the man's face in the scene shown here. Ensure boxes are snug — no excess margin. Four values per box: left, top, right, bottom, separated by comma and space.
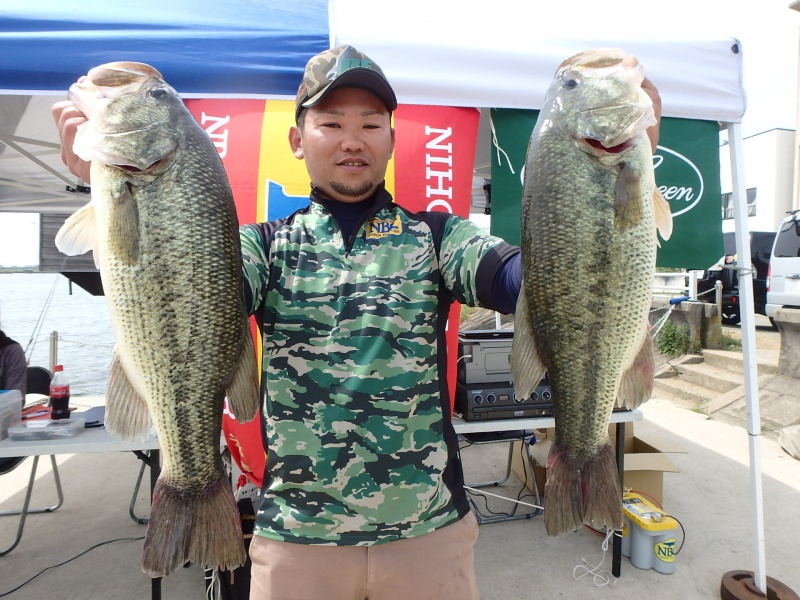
289, 86, 395, 203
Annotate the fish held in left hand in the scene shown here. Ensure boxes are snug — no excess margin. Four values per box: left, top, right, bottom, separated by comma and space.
511, 49, 672, 537
55, 61, 260, 577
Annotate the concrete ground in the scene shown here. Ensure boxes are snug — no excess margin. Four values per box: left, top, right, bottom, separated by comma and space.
2, 387, 800, 598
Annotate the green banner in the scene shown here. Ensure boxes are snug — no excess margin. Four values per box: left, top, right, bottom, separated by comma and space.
489, 110, 723, 269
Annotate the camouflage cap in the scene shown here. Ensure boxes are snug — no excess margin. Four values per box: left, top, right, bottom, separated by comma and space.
295, 45, 397, 122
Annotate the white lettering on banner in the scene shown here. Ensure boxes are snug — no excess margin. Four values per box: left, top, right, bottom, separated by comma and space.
661, 186, 694, 202
425, 126, 454, 212
201, 112, 231, 158
653, 145, 704, 218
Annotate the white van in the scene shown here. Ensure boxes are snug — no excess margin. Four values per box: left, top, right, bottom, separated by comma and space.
766, 212, 800, 318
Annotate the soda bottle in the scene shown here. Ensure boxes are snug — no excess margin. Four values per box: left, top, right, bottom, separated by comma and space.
49, 365, 71, 420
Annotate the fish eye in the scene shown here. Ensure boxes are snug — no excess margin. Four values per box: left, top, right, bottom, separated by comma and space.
563, 78, 579, 90
148, 88, 168, 99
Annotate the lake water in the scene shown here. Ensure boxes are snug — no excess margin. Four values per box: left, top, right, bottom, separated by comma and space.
0, 272, 115, 396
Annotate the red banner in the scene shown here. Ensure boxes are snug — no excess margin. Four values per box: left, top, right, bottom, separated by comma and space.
186, 100, 479, 487
391, 105, 480, 411
185, 99, 263, 226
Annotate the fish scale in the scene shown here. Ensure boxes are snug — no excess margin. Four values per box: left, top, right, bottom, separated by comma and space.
511, 48, 672, 536
55, 61, 260, 576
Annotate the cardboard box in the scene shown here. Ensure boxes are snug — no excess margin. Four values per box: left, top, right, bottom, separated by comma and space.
511, 422, 636, 498
512, 423, 684, 506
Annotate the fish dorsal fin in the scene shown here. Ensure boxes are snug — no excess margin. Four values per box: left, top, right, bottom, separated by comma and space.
653, 187, 673, 243
55, 201, 97, 259
616, 321, 655, 409
511, 288, 548, 400
225, 326, 261, 424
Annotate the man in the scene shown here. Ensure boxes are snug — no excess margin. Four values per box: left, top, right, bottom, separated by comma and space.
53, 45, 660, 599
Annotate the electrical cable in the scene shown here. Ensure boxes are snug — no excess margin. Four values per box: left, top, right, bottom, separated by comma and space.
460, 431, 544, 520
0, 536, 145, 598
463, 485, 543, 511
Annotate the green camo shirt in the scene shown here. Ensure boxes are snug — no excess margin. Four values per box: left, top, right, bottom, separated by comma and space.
241, 186, 514, 546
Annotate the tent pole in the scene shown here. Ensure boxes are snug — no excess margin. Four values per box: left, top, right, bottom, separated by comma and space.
726, 121, 767, 594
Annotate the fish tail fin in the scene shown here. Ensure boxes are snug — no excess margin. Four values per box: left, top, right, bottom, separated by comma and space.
105, 349, 152, 440
511, 288, 547, 399
142, 468, 246, 578
543, 442, 584, 536
616, 324, 655, 409
581, 442, 624, 532
225, 325, 260, 423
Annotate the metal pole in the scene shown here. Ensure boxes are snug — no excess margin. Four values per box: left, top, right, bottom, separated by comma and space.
688, 270, 699, 301
48, 330, 58, 373
727, 121, 767, 593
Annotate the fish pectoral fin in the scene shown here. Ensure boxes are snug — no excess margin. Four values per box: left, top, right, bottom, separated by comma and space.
224, 326, 260, 423
653, 187, 673, 243
55, 201, 97, 259
108, 181, 140, 265
613, 162, 645, 231
616, 324, 655, 409
105, 349, 152, 441
511, 288, 547, 399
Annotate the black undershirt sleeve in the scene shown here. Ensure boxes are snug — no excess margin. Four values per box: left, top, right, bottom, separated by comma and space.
476, 244, 521, 314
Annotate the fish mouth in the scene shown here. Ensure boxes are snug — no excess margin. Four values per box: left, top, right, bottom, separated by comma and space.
96, 121, 169, 137
104, 146, 175, 174
114, 159, 164, 174
582, 138, 636, 154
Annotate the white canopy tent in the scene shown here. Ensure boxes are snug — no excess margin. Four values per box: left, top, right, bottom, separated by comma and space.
0, 0, 777, 593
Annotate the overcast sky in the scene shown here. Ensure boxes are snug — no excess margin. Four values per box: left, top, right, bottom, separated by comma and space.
1, 0, 799, 267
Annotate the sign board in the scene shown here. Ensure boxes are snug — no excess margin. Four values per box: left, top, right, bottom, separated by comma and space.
185, 99, 479, 486
489, 109, 723, 269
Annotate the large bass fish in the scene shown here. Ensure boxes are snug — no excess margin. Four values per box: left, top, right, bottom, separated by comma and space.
55, 62, 260, 576
511, 49, 672, 536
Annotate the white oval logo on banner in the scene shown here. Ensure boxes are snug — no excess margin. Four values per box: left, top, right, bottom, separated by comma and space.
653, 146, 704, 217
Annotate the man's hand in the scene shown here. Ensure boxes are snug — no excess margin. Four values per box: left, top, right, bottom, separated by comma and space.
642, 77, 661, 154
52, 100, 92, 184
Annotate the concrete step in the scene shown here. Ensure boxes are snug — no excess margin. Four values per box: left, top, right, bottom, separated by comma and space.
670, 360, 742, 394
701, 348, 779, 376
652, 375, 713, 412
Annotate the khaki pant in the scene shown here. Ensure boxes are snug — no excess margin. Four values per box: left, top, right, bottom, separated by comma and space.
248, 512, 480, 600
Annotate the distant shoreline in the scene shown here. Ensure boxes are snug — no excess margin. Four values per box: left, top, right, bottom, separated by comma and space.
0, 267, 41, 273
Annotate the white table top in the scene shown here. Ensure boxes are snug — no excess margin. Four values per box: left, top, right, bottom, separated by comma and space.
451, 408, 642, 434
1, 407, 642, 456
0, 410, 159, 458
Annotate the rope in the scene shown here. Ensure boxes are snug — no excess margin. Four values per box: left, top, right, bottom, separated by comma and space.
56, 334, 115, 351
573, 528, 618, 587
